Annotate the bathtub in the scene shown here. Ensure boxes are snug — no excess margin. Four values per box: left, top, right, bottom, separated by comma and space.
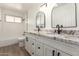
0, 37, 19, 47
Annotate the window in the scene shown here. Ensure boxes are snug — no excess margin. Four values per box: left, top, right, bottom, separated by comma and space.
14, 17, 21, 23
6, 16, 14, 22
6, 15, 22, 23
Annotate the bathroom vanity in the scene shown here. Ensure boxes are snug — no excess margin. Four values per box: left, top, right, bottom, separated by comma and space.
24, 32, 79, 56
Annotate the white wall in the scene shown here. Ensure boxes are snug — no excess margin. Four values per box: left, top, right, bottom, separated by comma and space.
28, 7, 40, 32
28, 3, 79, 33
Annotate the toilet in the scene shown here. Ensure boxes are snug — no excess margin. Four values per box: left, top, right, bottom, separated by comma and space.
18, 36, 26, 47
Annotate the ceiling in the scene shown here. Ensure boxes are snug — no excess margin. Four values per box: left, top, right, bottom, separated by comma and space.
0, 3, 42, 12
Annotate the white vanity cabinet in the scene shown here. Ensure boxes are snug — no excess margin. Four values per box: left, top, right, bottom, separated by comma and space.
25, 33, 75, 56
35, 41, 44, 56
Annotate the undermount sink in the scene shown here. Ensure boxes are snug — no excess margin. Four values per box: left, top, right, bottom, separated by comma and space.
53, 33, 79, 39
64, 35, 79, 39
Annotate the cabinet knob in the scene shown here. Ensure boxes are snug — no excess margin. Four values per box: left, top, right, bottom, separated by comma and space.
26, 37, 28, 42
38, 47, 40, 49
57, 52, 60, 56
32, 52, 34, 54
54, 37, 56, 40
52, 50, 55, 56
32, 43, 34, 45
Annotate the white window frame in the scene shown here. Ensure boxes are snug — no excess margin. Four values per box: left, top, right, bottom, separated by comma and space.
5, 15, 14, 22
5, 15, 22, 23
14, 17, 22, 23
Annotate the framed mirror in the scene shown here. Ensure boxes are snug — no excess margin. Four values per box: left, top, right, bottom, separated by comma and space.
51, 3, 77, 28
36, 11, 45, 28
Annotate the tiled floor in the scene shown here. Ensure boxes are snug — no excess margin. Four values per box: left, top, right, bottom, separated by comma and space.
0, 43, 30, 56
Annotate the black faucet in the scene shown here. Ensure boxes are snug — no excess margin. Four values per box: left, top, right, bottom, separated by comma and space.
55, 24, 63, 34
37, 26, 41, 32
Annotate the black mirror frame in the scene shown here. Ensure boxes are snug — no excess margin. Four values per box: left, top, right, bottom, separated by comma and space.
51, 3, 77, 28
36, 11, 46, 28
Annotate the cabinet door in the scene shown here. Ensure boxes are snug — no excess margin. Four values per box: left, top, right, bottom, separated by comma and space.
56, 49, 71, 56
30, 38, 36, 56
44, 45, 56, 56
28, 37, 36, 55
36, 41, 44, 56
25, 36, 36, 56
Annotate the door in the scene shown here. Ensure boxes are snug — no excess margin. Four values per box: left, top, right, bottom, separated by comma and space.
30, 38, 36, 56
44, 45, 56, 56
56, 49, 71, 56
36, 41, 44, 56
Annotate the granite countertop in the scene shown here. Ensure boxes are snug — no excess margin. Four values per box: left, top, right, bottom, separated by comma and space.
26, 31, 79, 46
